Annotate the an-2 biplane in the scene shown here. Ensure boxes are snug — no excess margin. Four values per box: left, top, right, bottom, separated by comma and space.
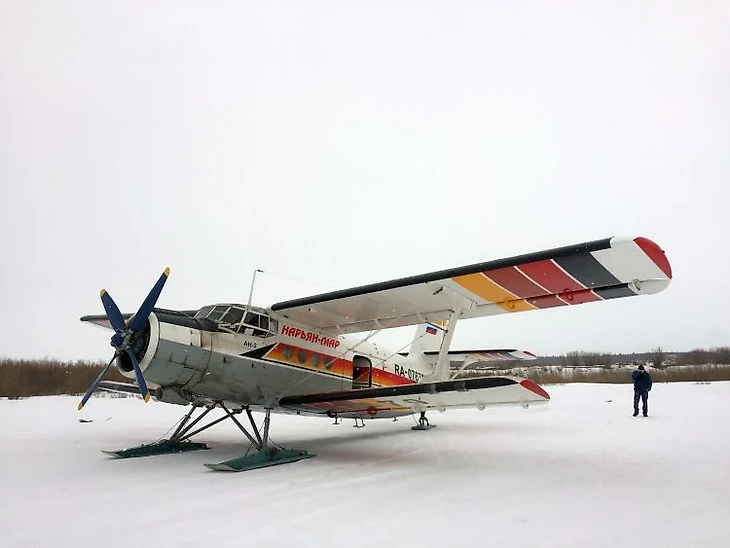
79, 236, 672, 471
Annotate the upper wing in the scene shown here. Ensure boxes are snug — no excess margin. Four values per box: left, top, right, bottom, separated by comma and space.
278, 375, 550, 418
270, 236, 672, 335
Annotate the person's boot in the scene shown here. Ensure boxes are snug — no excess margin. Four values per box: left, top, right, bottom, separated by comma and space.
633, 411, 638, 417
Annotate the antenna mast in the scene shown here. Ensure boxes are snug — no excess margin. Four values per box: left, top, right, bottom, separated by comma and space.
247, 269, 263, 308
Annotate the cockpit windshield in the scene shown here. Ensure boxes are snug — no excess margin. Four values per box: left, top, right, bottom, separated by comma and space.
194, 304, 277, 337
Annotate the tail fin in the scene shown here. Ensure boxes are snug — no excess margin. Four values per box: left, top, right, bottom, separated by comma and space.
407, 322, 446, 358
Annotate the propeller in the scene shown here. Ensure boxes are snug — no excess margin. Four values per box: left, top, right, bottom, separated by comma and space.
78, 268, 170, 410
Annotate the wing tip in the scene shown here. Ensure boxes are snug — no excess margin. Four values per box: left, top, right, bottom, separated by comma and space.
632, 237, 673, 280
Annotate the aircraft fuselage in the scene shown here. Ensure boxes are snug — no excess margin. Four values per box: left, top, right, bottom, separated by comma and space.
118, 306, 430, 411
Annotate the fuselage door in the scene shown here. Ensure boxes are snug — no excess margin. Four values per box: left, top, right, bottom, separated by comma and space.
352, 355, 372, 389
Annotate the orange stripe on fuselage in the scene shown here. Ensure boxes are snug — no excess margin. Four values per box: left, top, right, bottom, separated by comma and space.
265, 343, 352, 379
263, 344, 418, 387
372, 367, 416, 387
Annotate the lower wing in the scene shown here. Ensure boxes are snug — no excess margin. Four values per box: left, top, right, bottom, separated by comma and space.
277, 376, 549, 418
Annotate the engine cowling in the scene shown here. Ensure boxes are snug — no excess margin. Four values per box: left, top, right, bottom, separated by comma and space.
115, 312, 160, 377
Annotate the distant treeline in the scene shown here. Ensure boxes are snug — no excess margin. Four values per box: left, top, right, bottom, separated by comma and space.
515, 364, 730, 385
459, 347, 730, 384
0, 358, 124, 398
523, 347, 730, 368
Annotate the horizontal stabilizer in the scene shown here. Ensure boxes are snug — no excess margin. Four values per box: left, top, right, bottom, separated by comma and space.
80, 314, 131, 330
80, 308, 198, 330
422, 348, 536, 363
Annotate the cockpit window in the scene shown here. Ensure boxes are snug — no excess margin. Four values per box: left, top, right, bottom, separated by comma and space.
206, 306, 229, 323
221, 307, 245, 324
194, 304, 277, 338
194, 306, 215, 319
243, 312, 261, 328
238, 311, 277, 338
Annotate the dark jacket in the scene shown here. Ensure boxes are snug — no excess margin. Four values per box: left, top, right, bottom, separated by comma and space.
632, 370, 652, 392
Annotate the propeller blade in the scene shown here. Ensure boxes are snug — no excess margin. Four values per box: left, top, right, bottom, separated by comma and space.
129, 268, 170, 332
125, 349, 151, 403
100, 289, 127, 333
78, 354, 117, 410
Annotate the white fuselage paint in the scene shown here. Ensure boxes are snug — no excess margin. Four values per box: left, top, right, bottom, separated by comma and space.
118, 313, 438, 409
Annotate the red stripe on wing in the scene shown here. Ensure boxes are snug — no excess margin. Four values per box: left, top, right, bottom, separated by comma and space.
519, 260, 601, 304
486, 267, 552, 299
526, 294, 568, 309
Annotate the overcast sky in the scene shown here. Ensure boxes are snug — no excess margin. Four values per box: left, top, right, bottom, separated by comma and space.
1, 1, 729, 361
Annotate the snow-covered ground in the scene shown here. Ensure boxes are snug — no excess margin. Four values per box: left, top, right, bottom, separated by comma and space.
1, 382, 729, 547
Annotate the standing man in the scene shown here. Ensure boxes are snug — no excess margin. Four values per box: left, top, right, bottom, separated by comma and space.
632, 364, 653, 417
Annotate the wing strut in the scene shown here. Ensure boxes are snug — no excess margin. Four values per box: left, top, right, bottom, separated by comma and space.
422, 308, 462, 382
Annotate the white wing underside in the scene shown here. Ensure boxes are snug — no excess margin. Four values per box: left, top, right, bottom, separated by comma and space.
270, 237, 672, 335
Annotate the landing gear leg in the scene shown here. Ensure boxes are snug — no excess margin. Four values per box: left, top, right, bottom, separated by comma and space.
411, 411, 436, 431
102, 403, 313, 472
327, 410, 341, 425
204, 407, 313, 472
102, 403, 214, 458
